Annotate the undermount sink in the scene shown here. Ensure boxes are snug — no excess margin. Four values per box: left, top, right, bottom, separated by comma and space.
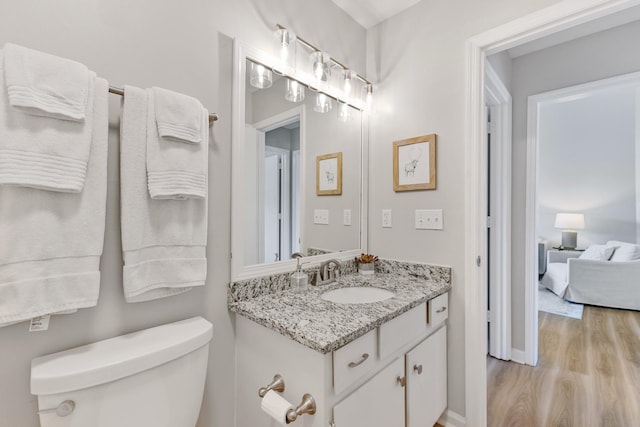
321, 287, 395, 304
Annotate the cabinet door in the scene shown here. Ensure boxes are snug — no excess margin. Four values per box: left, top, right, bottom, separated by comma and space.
333, 357, 405, 427
406, 325, 447, 427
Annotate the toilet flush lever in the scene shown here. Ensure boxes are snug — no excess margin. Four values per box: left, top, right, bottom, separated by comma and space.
37, 400, 75, 417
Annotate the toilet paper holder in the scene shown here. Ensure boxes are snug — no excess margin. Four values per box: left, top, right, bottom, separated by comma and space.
258, 374, 317, 424
258, 374, 286, 398
285, 393, 317, 424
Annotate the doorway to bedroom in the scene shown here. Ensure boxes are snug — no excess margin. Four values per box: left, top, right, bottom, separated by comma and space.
531, 71, 640, 361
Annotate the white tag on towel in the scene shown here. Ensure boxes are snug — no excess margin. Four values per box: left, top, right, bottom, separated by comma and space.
29, 315, 51, 332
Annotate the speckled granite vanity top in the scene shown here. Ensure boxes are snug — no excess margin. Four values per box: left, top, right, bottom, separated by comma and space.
229, 271, 451, 354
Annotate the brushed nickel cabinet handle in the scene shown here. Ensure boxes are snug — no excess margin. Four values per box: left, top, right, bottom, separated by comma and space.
436, 306, 447, 313
348, 353, 369, 368
396, 376, 406, 387
414, 364, 423, 375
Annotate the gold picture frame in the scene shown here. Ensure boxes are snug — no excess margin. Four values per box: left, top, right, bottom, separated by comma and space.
393, 134, 437, 192
316, 152, 342, 196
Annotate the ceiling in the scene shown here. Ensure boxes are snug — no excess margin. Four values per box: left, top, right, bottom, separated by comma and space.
331, 0, 422, 28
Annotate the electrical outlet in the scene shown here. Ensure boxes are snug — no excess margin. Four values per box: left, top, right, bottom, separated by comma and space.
415, 209, 443, 230
343, 209, 352, 226
314, 209, 329, 225
382, 209, 392, 228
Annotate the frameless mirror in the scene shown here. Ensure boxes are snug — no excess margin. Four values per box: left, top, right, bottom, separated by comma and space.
231, 42, 366, 280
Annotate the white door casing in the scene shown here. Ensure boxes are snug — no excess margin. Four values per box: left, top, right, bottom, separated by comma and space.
465, 1, 640, 425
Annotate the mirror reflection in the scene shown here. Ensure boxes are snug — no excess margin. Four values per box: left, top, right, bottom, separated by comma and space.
243, 59, 362, 267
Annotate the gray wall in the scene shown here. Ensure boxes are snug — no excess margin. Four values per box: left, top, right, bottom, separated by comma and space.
0, 1, 365, 426
511, 19, 640, 350
537, 86, 637, 247
365, 0, 561, 417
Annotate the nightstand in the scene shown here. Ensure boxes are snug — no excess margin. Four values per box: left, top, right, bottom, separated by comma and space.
547, 249, 582, 266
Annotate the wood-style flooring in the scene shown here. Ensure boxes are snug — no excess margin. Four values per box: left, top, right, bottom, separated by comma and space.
487, 306, 640, 427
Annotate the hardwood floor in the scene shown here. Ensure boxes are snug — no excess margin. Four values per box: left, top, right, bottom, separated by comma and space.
487, 306, 640, 427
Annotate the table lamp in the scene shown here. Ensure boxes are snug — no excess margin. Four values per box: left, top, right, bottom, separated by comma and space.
554, 213, 585, 250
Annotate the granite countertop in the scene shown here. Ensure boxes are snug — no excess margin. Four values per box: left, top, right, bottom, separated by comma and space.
229, 273, 451, 354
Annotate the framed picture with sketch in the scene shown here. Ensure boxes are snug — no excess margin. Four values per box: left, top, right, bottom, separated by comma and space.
316, 152, 342, 196
393, 134, 437, 191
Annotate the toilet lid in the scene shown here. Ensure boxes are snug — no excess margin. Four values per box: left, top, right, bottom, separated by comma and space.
30, 316, 213, 395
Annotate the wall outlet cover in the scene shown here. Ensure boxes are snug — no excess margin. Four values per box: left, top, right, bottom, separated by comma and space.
343, 209, 352, 226
382, 209, 392, 228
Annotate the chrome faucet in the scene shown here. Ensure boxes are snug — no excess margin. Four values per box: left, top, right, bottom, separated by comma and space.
315, 259, 341, 286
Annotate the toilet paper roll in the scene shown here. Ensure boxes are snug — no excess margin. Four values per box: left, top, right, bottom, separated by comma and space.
261, 390, 294, 425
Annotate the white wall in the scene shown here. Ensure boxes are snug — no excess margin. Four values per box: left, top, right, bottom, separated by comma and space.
0, 1, 365, 426
488, 51, 513, 93
510, 19, 640, 350
365, 0, 562, 417
537, 86, 637, 247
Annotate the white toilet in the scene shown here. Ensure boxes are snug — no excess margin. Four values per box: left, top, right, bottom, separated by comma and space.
30, 316, 213, 427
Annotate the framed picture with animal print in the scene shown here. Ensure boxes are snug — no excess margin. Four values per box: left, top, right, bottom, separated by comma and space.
393, 134, 437, 191
316, 152, 342, 196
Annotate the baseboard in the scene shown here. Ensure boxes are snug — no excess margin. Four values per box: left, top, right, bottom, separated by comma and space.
438, 409, 466, 427
510, 348, 526, 364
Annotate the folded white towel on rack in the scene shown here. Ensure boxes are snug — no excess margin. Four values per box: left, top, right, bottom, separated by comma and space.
3, 43, 91, 122
152, 86, 202, 143
146, 88, 208, 200
0, 50, 96, 192
0, 77, 108, 328
120, 85, 208, 303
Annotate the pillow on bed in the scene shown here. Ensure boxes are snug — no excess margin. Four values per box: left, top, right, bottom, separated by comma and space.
606, 240, 640, 261
579, 244, 616, 261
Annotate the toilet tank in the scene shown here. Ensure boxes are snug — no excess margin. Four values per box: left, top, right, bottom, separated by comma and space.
31, 317, 213, 427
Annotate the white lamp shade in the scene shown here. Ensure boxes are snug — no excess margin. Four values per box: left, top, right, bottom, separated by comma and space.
554, 213, 585, 230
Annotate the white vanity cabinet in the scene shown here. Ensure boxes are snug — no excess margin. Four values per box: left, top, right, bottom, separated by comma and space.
234, 292, 449, 427
332, 324, 447, 427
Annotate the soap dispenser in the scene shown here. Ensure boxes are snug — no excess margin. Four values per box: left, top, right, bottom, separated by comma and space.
290, 255, 309, 293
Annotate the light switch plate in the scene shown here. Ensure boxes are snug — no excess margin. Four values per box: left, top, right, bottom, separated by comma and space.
314, 209, 329, 225
382, 209, 392, 228
415, 209, 443, 230
343, 209, 352, 226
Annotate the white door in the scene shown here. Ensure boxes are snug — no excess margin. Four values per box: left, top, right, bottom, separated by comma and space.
406, 326, 447, 427
333, 357, 405, 427
263, 152, 280, 263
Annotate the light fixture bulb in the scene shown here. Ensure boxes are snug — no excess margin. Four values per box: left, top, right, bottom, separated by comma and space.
343, 70, 356, 99
285, 78, 305, 103
274, 27, 297, 74
365, 84, 373, 110
314, 93, 333, 113
310, 51, 331, 88
337, 100, 352, 122
249, 62, 272, 89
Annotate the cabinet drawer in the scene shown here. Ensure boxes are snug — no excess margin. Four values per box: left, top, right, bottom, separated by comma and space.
378, 303, 426, 360
333, 329, 377, 394
428, 293, 449, 326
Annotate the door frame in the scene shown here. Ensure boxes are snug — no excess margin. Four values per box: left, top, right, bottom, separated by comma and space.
464, 0, 640, 425
485, 63, 512, 361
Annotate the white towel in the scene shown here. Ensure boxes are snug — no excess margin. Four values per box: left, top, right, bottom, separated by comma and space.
120, 86, 208, 303
0, 77, 108, 327
3, 43, 90, 122
153, 86, 202, 143
0, 50, 95, 193
146, 88, 208, 200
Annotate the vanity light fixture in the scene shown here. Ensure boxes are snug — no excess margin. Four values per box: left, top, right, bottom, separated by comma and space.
274, 27, 296, 74
314, 93, 333, 113
270, 24, 374, 111
249, 62, 272, 89
285, 78, 305, 103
